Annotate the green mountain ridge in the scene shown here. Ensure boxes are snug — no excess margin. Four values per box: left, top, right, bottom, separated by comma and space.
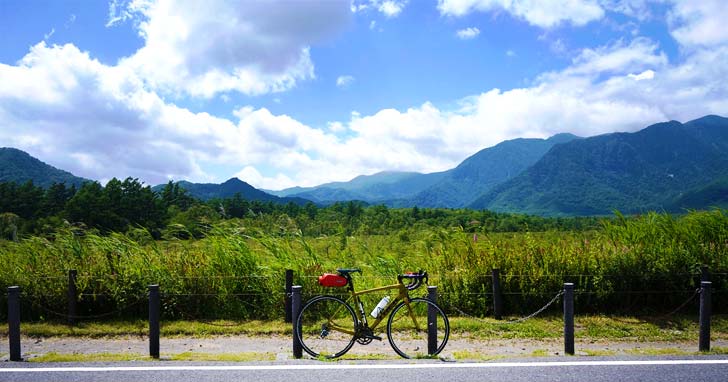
0, 147, 89, 188
153, 178, 310, 205
469, 115, 728, 215
272, 171, 446, 204
275, 134, 578, 207
407, 133, 579, 208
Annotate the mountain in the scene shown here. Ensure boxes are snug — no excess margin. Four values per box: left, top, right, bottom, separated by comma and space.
470, 115, 728, 215
155, 178, 310, 205
408, 133, 579, 208
0, 147, 89, 188
671, 176, 728, 210
273, 135, 577, 207
272, 171, 446, 204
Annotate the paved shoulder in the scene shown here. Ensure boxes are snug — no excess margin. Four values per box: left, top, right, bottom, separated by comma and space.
2, 356, 728, 382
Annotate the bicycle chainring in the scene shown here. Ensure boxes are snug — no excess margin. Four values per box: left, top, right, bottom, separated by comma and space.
355, 326, 375, 345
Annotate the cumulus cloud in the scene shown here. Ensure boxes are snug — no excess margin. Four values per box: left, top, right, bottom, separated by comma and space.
115, 0, 351, 98
352, 0, 408, 18
438, 0, 604, 28
0, 43, 206, 184
378, 0, 408, 17
4, 31, 728, 190
668, 0, 728, 48
3, 0, 728, 191
456, 27, 480, 39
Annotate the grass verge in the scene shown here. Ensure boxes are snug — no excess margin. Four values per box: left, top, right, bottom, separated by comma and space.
168, 352, 276, 361
28, 351, 276, 363
449, 314, 728, 341
6, 314, 727, 342
29, 352, 149, 362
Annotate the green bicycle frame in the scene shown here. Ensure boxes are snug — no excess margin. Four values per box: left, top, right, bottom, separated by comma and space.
336, 279, 422, 336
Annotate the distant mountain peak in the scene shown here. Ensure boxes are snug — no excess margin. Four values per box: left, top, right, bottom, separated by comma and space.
153, 177, 309, 205
0, 147, 89, 188
222, 177, 247, 185
547, 133, 580, 143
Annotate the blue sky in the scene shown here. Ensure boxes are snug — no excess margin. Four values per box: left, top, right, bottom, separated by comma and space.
1, 1, 727, 190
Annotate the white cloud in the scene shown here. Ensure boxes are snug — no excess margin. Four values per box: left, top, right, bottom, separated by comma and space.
599, 0, 652, 21
557, 37, 667, 77
628, 69, 654, 80
106, 0, 134, 27
378, 0, 407, 17
4, 2, 728, 191
0, 42, 260, 185
438, 0, 604, 28
506, 49, 516, 57
336, 75, 355, 88
353, 0, 408, 18
456, 27, 480, 39
115, 0, 350, 98
4, 32, 728, 191
668, 0, 728, 48
234, 166, 295, 190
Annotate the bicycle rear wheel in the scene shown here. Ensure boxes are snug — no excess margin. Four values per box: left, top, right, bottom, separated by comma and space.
386, 297, 449, 359
296, 295, 357, 358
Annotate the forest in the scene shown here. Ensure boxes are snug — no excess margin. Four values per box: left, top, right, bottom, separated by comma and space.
0, 178, 601, 241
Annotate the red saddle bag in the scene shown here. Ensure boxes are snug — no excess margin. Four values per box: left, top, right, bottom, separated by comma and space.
318, 273, 348, 287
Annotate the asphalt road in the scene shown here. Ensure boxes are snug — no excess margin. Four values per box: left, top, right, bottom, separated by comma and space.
2, 356, 728, 382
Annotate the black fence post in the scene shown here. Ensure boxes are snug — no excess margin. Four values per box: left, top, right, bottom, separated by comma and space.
492, 268, 503, 320
427, 285, 438, 355
285, 269, 293, 323
292, 285, 302, 359
701, 265, 710, 282
699, 281, 711, 352
563, 283, 575, 355
148, 284, 160, 359
68, 269, 77, 325
8, 286, 21, 361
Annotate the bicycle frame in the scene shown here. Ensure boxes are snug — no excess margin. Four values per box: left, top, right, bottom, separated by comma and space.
336, 279, 421, 337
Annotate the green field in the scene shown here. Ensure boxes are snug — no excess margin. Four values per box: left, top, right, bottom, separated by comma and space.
1, 210, 727, 321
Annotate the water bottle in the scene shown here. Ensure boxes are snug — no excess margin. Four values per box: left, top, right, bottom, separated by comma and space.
370, 296, 390, 318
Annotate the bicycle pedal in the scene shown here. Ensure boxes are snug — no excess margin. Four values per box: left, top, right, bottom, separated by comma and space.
364, 334, 382, 341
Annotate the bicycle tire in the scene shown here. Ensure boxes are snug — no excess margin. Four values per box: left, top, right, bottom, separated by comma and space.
296, 295, 357, 358
386, 297, 449, 359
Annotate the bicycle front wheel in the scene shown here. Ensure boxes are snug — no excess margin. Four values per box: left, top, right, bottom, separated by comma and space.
296, 295, 357, 358
386, 297, 450, 359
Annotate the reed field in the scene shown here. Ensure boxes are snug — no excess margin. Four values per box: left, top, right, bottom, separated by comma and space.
1, 209, 727, 321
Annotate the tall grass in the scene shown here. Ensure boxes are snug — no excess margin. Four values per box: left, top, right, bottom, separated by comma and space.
0, 210, 726, 321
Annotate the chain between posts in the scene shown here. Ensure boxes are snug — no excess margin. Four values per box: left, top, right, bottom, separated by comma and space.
653, 288, 701, 319
449, 290, 564, 324
28, 298, 145, 320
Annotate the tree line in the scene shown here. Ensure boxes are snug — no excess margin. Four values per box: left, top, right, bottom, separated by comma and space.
0, 178, 603, 240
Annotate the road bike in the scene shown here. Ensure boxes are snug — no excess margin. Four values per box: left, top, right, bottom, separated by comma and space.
295, 268, 449, 359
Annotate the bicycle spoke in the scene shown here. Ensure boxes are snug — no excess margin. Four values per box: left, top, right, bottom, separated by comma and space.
297, 296, 357, 358
386, 298, 449, 359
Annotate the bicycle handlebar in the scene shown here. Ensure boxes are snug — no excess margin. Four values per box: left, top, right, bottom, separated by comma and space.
398, 270, 428, 290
